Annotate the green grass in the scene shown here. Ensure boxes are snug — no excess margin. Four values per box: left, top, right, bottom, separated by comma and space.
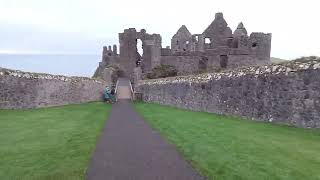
0, 102, 111, 180
134, 102, 320, 180
271, 57, 288, 64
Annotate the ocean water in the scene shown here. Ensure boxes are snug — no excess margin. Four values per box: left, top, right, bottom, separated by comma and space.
0, 54, 101, 77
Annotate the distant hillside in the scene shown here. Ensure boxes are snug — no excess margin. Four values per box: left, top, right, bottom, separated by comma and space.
271, 57, 288, 64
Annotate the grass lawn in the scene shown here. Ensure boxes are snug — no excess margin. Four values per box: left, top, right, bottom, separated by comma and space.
134, 102, 320, 180
0, 102, 111, 180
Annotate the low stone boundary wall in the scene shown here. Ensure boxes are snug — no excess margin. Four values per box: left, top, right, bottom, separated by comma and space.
136, 58, 320, 128
0, 68, 106, 109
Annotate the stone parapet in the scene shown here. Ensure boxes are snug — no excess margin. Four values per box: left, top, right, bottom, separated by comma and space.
136, 57, 320, 128
0, 68, 106, 109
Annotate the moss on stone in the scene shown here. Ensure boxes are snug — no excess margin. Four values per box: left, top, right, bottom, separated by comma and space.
146, 65, 178, 79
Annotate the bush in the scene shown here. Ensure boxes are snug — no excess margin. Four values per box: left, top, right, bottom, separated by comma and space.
146, 65, 178, 79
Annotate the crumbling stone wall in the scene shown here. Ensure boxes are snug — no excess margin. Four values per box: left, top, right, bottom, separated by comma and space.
119, 28, 162, 80
171, 25, 193, 53
93, 46, 120, 79
203, 12, 233, 48
94, 12, 271, 82
227, 55, 270, 69
0, 68, 106, 109
164, 12, 271, 75
136, 58, 320, 128
161, 55, 202, 75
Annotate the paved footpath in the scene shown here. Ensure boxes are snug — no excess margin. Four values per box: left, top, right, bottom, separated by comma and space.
86, 100, 204, 180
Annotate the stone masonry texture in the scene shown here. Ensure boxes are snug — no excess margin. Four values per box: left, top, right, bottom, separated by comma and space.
0, 68, 106, 109
136, 57, 320, 128
94, 12, 271, 84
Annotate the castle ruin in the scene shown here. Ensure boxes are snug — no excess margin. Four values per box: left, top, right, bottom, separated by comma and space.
94, 12, 272, 84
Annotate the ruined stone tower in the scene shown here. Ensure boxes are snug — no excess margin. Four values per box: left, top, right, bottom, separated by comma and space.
94, 12, 272, 84
118, 28, 161, 81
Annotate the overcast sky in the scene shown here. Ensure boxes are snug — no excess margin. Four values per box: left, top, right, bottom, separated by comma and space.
0, 0, 319, 59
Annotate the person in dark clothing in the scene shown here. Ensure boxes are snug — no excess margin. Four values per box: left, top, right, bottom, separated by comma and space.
110, 88, 116, 103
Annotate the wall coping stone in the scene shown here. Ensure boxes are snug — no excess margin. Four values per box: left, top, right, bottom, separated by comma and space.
138, 57, 320, 86
0, 67, 105, 84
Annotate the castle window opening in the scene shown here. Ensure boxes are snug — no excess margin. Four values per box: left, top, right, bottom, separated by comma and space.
137, 39, 143, 56
205, 38, 211, 44
252, 42, 258, 48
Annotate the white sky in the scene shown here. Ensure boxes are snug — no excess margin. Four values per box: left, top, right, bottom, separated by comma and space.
0, 0, 319, 59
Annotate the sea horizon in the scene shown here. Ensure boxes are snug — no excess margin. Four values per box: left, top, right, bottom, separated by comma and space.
0, 53, 101, 77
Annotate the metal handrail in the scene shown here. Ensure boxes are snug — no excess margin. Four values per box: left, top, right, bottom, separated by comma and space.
114, 80, 119, 94
114, 80, 119, 102
128, 79, 134, 101
114, 78, 133, 101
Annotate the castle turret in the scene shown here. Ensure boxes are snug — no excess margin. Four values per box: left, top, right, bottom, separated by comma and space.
249, 32, 272, 62
232, 22, 249, 48
113, 44, 118, 55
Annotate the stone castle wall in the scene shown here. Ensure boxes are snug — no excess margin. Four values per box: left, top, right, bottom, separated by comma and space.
0, 68, 106, 109
160, 54, 271, 76
136, 58, 320, 128
94, 12, 271, 82
226, 55, 270, 69
160, 55, 202, 75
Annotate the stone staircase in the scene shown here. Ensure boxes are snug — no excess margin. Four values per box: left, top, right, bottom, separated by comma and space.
116, 78, 132, 100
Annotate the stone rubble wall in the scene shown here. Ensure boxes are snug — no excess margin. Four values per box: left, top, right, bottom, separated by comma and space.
160, 55, 202, 75
160, 53, 270, 76
136, 57, 320, 128
0, 68, 106, 109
